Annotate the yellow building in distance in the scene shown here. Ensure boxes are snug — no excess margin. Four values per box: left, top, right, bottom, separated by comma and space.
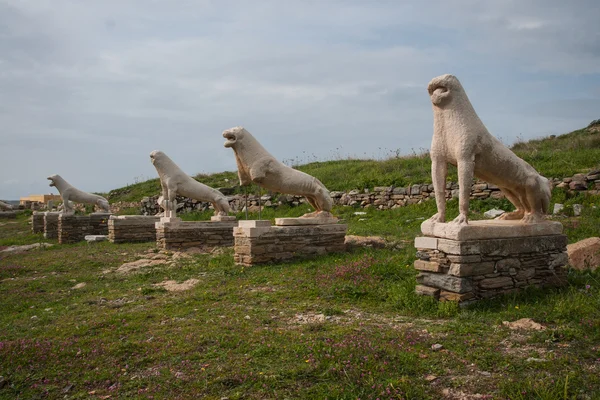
20, 194, 62, 205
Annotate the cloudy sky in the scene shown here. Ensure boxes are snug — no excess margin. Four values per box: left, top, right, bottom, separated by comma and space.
1, 0, 599, 199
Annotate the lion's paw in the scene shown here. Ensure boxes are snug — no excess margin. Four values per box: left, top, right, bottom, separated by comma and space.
497, 210, 524, 220
426, 213, 445, 224
521, 213, 545, 224
451, 213, 468, 225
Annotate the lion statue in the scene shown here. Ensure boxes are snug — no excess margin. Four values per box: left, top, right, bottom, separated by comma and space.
426, 74, 551, 225
47, 174, 110, 214
149, 150, 230, 218
222, 126, 333, 218
0, 200, 13, 211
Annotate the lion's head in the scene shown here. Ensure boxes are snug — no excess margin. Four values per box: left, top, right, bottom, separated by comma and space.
149, 150, 164, 165
47, 174, 59, 187
222, 126, 246, 148
427, 74, 464, 107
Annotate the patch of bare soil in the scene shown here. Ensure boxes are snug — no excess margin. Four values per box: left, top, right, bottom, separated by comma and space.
153, 279, 200, 292
0, 243, 53, 254
116, 259, 170, 274
112, 248, 203, 274
440, 387, 494, 399
502, 318, 546, 331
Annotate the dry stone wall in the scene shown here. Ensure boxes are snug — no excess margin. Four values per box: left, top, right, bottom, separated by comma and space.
156, 220, 237, 250
58, 213, 111, 244
44, 213, 60, 239
108, 216, 160, 244
414, 235, 568, 302
0, 211, 16, 219
32, 212, 45, 233
234, 221, 348, 266
136, 171, 600, 215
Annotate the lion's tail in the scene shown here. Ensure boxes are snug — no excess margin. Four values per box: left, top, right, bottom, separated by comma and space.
314, 178, 333, 212
540, 176, 551, 215
97, 198, 111, 213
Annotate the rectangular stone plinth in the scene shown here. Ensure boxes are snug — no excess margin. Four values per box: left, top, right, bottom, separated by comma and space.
58, 213, 111, 244
234, 221, 348, 266
44, 212, 61, 239
0, 211, 16, 219
421, 220, 563, 241
108, 215, 160, 243
275, 217, 339, 226
414, 233, 568, 303
156, 219, 237, 250
32, 212, 45, 233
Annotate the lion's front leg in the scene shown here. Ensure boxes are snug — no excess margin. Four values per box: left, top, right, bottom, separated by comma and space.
166, 185, 177, 218
427, 157, 447, 223
452, 156, 474, 225
62, 196, 74, 214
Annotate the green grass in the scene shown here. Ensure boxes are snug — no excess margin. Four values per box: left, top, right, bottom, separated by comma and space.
512, 128, 600, 179
106, 125, 600, 203
1, 197, 600, 399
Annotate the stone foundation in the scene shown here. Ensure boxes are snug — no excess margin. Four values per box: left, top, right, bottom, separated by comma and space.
414, 220, 568, 303
58, 213, 111, 244
234, 220, 348, 266
108, 215, 160, 243
0, 211, 17, 219
32, 212, 45, 233
44, 212, 61, 239
155, 217, 237, 250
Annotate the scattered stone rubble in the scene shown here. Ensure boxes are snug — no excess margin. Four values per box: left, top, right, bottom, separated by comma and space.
567, 237, 600, 271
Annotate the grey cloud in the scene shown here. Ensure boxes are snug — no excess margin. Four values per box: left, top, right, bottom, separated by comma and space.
0, 0, 598, 198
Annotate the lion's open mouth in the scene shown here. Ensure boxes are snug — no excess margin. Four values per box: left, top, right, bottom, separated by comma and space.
47, 177, 55, 187
428, 83, 448, 96
428, 82, 450, 106
223, 132, 237, 147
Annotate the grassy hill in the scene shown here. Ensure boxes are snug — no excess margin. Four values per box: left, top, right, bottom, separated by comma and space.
107, 124, 600, 203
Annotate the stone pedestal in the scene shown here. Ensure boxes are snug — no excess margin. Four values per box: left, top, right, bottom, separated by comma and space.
414, 220, 568, 303
44, 212, 61, 239
108, 215, 160, 243
234, 220, 348, 266
32, 212, 45, 233
0, 211, 16, 219
58, 213, 111, 244
155, 217, 237, 250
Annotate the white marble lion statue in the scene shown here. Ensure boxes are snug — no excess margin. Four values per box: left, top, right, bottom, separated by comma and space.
0, 200, 13, 211
222, 126, 333, 218
47, 174, 110, 214
426, 74, 551, 225
149, 150, 230, 217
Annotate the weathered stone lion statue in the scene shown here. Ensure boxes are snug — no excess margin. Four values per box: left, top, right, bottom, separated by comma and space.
0, 200, 13, 211
47, 174, 110, 214
426, 74, 551, 225
149, 150, 230, 217
222, 126, 333, 218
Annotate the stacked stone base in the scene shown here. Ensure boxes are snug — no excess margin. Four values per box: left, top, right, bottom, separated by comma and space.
108, 215, 160, 243
155, 218, 237, 250
44, 212, 60, 239
32, 212, 45, 233
0, 211, 16, 219
414, 220, 568, 303
234, 220, 348, 266
58, 213, 111, 244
